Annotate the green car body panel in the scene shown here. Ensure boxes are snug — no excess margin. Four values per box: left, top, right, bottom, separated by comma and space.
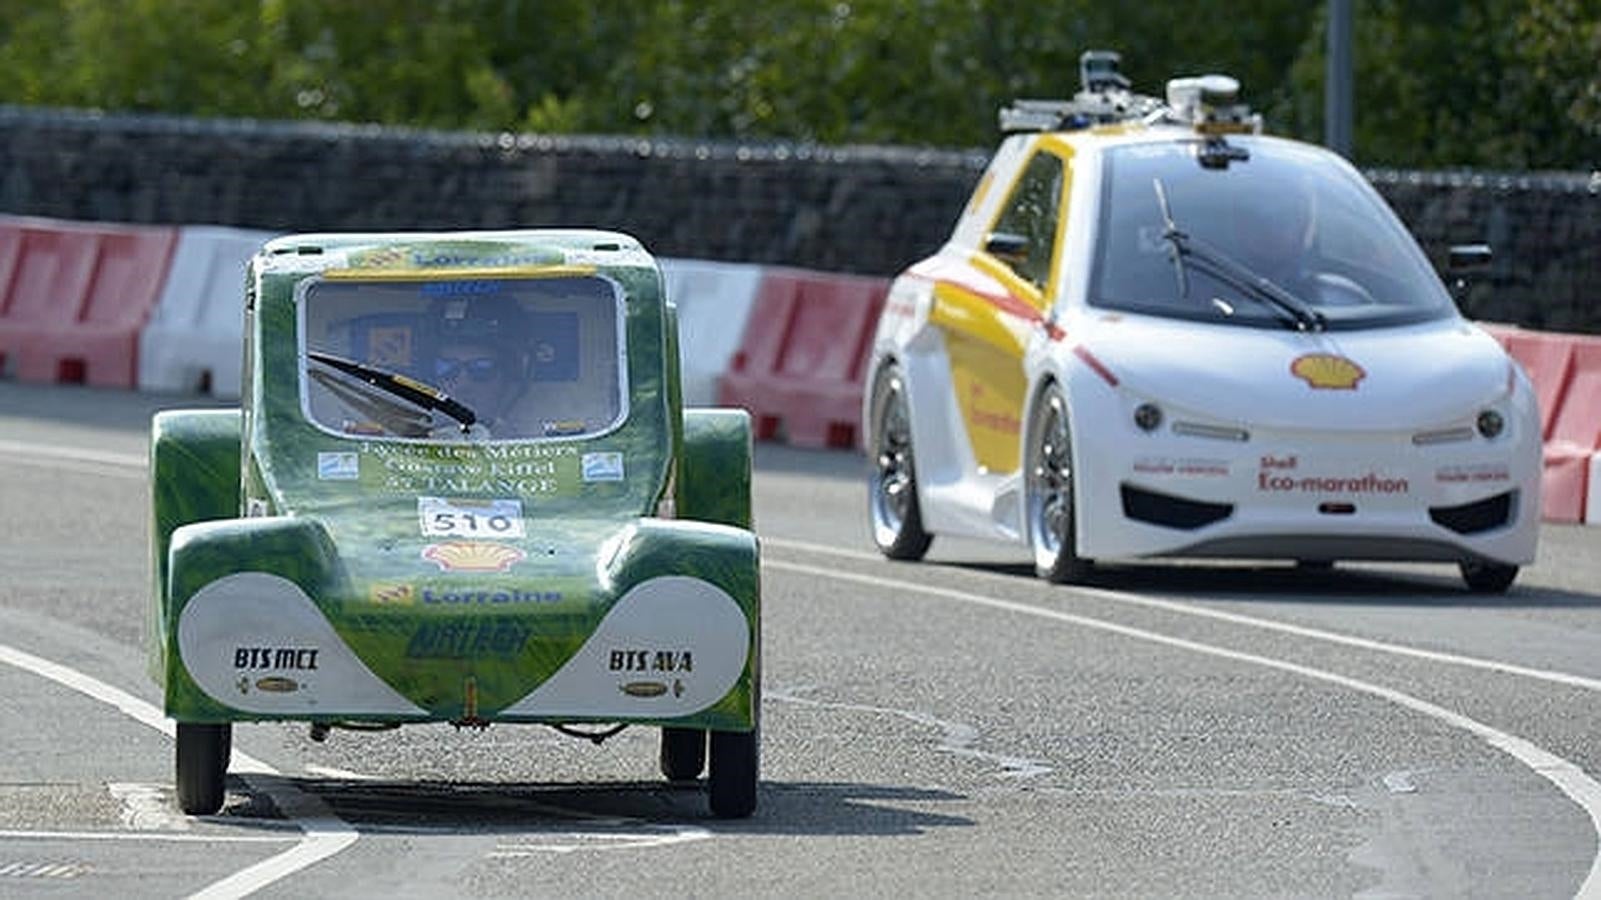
149, 231, 760, 736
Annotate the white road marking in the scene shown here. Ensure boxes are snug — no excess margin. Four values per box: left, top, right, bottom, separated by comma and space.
0, 643, 358, 898
487, 824, 713, 857
0, 861, 90, 878
0, 440, 145, 473
771, 686, 1051, 778
766, 558, 1601, 898
191, 776, 358, 900
0, 830, 291, 844
109, 782, 191, 832
1382, 771, 1420, 794
767, 537, 1601, 693
302, 765, 380, 781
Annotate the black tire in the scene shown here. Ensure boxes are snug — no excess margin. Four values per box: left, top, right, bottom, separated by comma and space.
707, 726, 759, 818
868, 364, 933, 561
176, 723, 231, 815
1026, 385, 1091, 583
660, 727, 707, 781
1460, 560, 1518, 593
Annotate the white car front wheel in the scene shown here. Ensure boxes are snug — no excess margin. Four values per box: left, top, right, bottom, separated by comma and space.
1027, 386, 1091, 583
868, 364, 933, 560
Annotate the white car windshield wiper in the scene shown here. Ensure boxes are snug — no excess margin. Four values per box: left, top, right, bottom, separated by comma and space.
306, 350, 478, 431
1151, 178, 1326, 332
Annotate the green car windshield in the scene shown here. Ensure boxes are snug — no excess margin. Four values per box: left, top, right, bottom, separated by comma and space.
1089, 138, 1456, 330
300, 274, 627, 442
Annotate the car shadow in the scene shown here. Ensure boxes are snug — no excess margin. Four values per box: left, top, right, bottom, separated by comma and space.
939, 558, 1601, 609
212, 773, 973, 837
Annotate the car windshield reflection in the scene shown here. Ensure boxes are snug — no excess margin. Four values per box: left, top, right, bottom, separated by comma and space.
301, 275, 626, 442
1090, 139, 1456, 329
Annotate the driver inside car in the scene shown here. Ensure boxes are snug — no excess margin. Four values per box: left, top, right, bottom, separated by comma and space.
428, 296, 529, 438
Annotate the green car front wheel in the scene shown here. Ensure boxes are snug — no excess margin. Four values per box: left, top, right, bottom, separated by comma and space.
176, 723, 231, 815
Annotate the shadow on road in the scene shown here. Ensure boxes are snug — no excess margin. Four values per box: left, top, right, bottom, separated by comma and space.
939, 558, 1601, 609
213, 773, 973, 836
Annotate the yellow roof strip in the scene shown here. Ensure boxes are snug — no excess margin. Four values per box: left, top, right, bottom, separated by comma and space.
321, 264, 597, 282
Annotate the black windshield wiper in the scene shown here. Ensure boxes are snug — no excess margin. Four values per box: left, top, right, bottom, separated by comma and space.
1150, 178, 1326, 332
306, 350, 478, 431
1152, 178, 1190, 299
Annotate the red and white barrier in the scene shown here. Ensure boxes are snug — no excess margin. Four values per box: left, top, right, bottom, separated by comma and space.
139, 225, 280, 397
658, 257, 763, 407
0, 215, 177, 388
716, 268, 888, 449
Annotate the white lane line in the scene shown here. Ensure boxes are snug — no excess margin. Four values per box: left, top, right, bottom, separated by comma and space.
487, 825, 712, 857
0, 439, 145, 471
302, 765, 380, 781
192, 776, 357, 900
0, 830, 292, 844
767, 558, 1601, 897
0, 643, 358, 898
767, 536, 1601, 693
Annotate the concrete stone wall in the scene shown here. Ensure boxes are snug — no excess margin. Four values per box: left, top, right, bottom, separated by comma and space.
2, 105, 1595, 331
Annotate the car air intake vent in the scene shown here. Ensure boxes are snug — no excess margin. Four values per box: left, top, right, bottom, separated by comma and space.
1120, 484, 1233, 530
1429, 491, 1516, 535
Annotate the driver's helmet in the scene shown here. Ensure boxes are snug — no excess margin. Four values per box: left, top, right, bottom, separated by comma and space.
429, 296, 526, 372
426, 296, 530, 418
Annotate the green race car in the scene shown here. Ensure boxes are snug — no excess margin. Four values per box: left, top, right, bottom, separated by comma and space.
149, 230, 760, 818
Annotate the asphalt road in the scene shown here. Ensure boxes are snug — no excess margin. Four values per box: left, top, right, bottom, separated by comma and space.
3, 380, 1601, 898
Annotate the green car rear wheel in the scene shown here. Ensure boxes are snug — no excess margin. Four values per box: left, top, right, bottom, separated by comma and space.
707, 726, 758, 818
660, 727, 707, 781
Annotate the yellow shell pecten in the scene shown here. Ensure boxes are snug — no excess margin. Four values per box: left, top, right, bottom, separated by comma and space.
421, 541, 528, 573
1290, 353, 1365, 390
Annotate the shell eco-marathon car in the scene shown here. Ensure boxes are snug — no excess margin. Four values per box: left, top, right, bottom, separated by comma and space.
865, 52, 1540, 593
150, 230, 760, 818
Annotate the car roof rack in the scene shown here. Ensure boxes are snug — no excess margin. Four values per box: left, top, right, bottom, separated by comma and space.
998, 49, 1262, 137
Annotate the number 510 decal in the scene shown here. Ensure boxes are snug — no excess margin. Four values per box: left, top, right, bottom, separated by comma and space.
417, 496, 527, 538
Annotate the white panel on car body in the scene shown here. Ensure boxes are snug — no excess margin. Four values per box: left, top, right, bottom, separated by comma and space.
499, 575, 750, 718
177, 571, 427, 715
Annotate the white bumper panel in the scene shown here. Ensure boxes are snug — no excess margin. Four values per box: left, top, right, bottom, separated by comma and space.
499, 575, 750, 718
177, 572, 427, 716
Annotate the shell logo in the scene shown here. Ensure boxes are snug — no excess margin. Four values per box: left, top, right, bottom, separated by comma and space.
1290, 353, 1365, 390
420, 541, 527, 573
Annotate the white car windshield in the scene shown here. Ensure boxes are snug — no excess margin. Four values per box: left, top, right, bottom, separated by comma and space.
1089, 138, 1456, 330
300, 274, 625, 442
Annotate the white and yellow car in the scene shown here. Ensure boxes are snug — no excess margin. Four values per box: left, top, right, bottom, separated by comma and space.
864, 52, 1540, 592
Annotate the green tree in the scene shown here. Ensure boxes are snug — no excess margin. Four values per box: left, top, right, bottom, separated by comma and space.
1282, 0, 1598, 168
0, 0, 1590, 169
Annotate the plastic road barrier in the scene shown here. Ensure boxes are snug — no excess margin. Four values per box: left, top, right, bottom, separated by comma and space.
659, 257, 763, 407
0, 216, 177, 388
138, 226, 276, 397
716, 269, 888, 449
